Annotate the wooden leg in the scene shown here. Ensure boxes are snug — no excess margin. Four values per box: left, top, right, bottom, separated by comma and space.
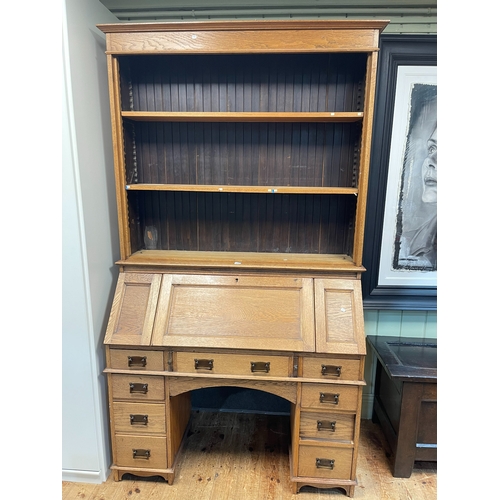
393, 383, 423, 478
372, 360, 382, 425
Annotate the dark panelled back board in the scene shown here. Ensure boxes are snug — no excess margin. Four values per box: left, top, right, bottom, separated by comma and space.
119, 53, 366, 113
127, 191, 356, 255
123, 121, 361, 188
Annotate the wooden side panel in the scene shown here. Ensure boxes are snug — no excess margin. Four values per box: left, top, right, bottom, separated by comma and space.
353, 51, 379, 265
152, 274, 315, 352
107, 29, 380, 54
314, 279, 366, 355
166, 390, 191, 468
104, 273, 162, 345
107, 56, 131, 259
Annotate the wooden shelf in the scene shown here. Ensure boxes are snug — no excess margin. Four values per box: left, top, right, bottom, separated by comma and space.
124, 184, 358, 195
116, 250, 364, 273
122, 111, 364, 122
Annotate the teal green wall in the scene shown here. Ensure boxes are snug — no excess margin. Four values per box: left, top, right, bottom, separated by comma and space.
362, 310, 437, 418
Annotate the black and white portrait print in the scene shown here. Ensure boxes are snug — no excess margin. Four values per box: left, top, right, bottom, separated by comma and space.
392, 84, 437, 271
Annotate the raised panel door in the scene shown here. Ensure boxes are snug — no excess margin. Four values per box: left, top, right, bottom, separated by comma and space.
314, 279, 365, 355
104, 273, 162, 345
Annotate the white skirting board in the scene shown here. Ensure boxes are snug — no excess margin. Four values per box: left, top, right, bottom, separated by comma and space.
62, 468, 110, 484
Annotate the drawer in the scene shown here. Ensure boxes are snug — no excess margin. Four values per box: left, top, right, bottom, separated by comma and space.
301, 384, 359, 412
112, 402, 166, 434
298, 445, 353, 480
114, 434, 167, 469
302, 357, 361, 381
110, 374, 165, 401
175, 351, 291, 377
299, 411, 355, 442
109, 349, 164, 371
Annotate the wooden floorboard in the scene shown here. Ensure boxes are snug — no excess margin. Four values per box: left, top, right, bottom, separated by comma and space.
62, 412, 437, 500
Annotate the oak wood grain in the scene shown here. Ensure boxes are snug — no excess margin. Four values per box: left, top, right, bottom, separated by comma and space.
151, 274, 315, 352
106, 29, 380, 55
300, 384, 359, 412
104, 273, 162, 346
63, 415, 436, 500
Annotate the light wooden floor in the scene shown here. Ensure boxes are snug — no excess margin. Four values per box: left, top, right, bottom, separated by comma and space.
62, 411, 437, 499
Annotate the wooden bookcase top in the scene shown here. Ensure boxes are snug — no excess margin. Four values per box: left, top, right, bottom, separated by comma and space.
98, 19, 389, 55
98, 20, 388, 271
97, 20, 390, 33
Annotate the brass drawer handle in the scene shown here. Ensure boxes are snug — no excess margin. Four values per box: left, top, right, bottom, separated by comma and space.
128, 356, 147, 368
132, 449, 150, 460
321, 364, 342, 377
194, 359, 214, 370
130, 414, 148, 425
129, 383, 148, 394
317, 420, 336, 432
319, 392, 339, 405
250, 361, 270, 373
316, 458, 335, 470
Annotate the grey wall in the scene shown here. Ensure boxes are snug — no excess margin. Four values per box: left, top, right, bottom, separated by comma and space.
62, 0, 119, 483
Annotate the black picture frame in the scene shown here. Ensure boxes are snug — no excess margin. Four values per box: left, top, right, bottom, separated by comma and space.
362, 34, 437, 311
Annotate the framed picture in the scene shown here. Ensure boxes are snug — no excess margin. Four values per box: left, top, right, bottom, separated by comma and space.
362, 35, 437, 310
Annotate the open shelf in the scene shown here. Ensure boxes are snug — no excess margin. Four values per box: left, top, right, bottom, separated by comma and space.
122, 120, 362, 188
124, 184, 359, 195
103, 23, 384, 267
118, 53, 367, 114
126, 190, 357, 257
121, 111, 364, 122
117, 249, 363, 273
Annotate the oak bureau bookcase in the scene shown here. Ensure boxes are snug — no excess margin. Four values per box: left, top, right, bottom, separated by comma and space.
97, 20, 388, 496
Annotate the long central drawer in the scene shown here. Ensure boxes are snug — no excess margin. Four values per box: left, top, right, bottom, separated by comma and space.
175, 351, 291, 377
